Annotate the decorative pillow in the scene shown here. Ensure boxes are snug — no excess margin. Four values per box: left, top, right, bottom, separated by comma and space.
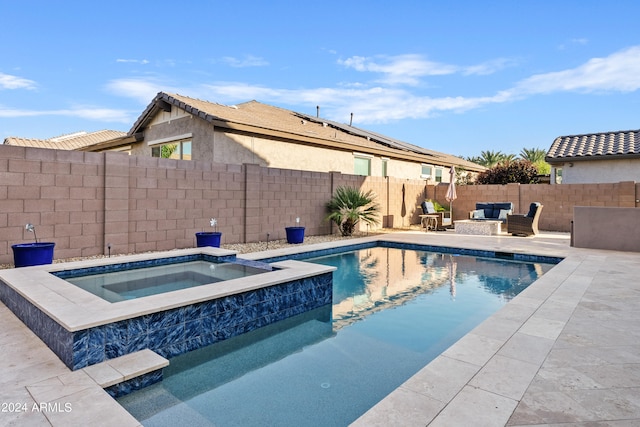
498, 209, 511, 220
472, 209, 485, 219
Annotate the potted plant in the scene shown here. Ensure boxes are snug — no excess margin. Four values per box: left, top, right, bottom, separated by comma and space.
195, 218, 222, 248
12, 224, 56, 267
285, 217, 305, 244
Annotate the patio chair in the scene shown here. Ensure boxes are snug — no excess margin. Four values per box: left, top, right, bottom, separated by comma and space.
507, 203, 543, 236
420, 201, 451, 230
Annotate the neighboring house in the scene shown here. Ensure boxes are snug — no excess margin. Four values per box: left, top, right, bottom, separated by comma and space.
84, 92, 484, 181
546, 128, 640, 184
3, 130, 127, 151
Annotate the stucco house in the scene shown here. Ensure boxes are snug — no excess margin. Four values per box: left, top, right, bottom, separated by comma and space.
546, 128, 640, 184
84, 92, 483, 182
2, 130, 127, 151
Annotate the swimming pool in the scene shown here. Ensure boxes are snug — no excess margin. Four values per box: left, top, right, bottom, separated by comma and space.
118, 246, 556, 426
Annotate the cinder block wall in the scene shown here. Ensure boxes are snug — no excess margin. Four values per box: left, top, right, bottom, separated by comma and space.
1, 145, 639, 264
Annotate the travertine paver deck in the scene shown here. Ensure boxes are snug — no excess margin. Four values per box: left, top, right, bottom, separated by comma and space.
353, 232, 640, 426
2, 230, 639, 426
0, 303, 142, 426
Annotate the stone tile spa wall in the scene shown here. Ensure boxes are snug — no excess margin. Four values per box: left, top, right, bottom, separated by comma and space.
0, 272, 333, 370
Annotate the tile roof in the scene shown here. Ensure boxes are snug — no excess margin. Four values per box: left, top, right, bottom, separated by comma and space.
131, 92, 484, 171
546, 129, 640, 162
3, 130, 127, 150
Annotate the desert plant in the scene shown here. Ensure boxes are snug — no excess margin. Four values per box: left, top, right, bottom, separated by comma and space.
326, 186, 380, 236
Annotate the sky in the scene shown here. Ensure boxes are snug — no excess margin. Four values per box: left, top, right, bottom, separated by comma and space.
1, 0, 640, 158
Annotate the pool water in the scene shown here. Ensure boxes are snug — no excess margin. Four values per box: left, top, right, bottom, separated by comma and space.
117, 247, 555, 426
64, 260, 271, 303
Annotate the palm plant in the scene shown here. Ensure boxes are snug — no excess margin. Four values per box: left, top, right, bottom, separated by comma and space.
519, 147, 551, 174
502, 153, 517, 163
469, 150, 514, 168
326, 186, 380, 236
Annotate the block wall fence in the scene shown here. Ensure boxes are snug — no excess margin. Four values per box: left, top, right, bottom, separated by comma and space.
1, 145, 639, 264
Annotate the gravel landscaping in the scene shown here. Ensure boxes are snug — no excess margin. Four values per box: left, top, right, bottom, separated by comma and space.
1, 227, 421, 270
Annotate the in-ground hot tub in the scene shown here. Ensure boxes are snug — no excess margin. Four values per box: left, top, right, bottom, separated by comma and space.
54, 256, 277, 303
0, 247, 335, 371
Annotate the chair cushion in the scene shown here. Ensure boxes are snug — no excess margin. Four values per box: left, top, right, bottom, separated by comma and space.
498, 209, 511, 220
471, 209, 485, 219
475, 202, 513, 219
421, 201, 436, 214
526, 202, 540, 218
475, 203, 493, 218
493, 202, 514, 213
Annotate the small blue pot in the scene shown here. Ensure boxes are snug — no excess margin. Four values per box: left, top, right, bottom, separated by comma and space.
12, 242, 55, 268
195, 232, 222, 248
285, 227, 305, 244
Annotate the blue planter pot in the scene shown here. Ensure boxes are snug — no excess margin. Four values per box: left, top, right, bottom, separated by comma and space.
12, 242, 55, 268
195, 232, 222, 248
285, 227, 305, 244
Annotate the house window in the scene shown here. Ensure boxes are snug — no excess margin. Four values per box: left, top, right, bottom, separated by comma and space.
421, 164, 433, 179
381, 158, 389, 177
151, 139, 192, 160
555, 167, 563, 184
354, 154, 372, 176
435, 167, 443, 183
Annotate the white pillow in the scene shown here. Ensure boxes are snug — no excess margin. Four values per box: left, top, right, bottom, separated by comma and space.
498, 209, 511, 220
472, 209, 485, 219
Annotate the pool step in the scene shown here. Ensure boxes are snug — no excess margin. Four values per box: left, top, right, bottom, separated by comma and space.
82, 349, 169, 394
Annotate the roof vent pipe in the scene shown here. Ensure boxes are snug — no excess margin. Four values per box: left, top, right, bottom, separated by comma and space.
350, 113, 353, 126
316, 106, 320, 117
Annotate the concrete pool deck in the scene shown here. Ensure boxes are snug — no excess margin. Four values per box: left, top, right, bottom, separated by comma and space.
2, 230, 640, 426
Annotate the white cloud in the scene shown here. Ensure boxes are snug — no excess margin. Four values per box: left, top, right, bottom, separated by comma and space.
0, 72, 37, 90
105, 45, 640, 127
116, 59, 150, 65
339, 54, 457, 85
339, 54, 517, 85
201, 82, 281, 100
0, 106, 131, 122
221, 55, 269, 68
64, 107, 132, 122
200, 82, 503, 124
462, 58, 519, 76
558, 38, 589, 50
105, 78, 166, 104
514, 46, 640, 95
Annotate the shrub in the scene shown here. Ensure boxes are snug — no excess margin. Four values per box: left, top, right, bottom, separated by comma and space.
476, 160, 539, 185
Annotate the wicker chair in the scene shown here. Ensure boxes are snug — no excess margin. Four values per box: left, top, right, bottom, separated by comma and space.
507, 203, 543, 236
419, 201, 451, 230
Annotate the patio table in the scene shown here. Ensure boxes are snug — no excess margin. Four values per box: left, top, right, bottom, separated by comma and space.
420, 214, 440, 231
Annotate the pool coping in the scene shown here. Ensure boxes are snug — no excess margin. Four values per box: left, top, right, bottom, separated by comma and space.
6, 230, 639, 426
